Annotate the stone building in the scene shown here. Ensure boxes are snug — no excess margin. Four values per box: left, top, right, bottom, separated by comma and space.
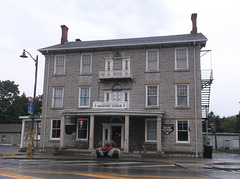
37, 14, 208, 156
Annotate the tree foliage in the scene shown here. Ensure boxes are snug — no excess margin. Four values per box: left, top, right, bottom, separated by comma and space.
207, 111, 240, 133
0, 80, 42, 124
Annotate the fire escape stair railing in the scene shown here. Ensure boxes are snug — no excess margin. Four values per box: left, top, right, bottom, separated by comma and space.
201, 70, 213, 119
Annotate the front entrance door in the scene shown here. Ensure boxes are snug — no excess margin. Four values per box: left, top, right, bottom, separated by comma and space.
112, 126, 121, 147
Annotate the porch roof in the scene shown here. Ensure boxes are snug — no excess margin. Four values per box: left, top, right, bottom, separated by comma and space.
61, 109, 164, 117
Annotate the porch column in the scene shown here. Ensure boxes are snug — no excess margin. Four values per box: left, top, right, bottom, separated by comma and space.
20, 119, 25, 148
157, 116, 163, 153
88, 115, 95, 151
124, 115, 129, 152
60, 115, 66, 149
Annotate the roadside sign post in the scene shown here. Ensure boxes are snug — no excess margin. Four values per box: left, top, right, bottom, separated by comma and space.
78, 119, 83, 156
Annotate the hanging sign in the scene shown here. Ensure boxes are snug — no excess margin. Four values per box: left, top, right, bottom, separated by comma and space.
28, 98, 34, 114
79, 119, 84, 128
162, 124, 174, 135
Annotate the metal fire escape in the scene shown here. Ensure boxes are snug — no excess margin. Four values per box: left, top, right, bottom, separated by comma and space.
201, 50, 213, 120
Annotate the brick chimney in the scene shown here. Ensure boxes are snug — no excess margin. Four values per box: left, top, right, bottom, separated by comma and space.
191, 13, 197, 34
61, 25, 69, 44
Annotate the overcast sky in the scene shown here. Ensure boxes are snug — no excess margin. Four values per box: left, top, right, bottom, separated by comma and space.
1, 0, 239, 117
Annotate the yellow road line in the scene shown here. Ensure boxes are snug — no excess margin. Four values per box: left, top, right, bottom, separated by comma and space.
0, 171, 43, 179
0, 169, 207, 179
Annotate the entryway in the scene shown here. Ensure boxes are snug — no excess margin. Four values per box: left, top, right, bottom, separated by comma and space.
102, 123, 124, 149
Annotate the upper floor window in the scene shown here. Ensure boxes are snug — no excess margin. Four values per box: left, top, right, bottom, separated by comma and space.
146, 49, 159, 71
104, 84, 129, 105
175, 48, 188, 70
113, 52, 123, 70
81, 53, 92, 74
50, 119, 61, 140
79, 87, 90, 107
177, 120, 190, 143
146, 85, 159, 107
175, 84, 189, 107
54, 55, 65, 74
52, 87, 64, 108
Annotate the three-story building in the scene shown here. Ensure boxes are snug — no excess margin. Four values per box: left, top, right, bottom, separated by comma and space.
38, 14, 207, 156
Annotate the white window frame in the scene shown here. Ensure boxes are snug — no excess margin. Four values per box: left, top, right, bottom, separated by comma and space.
80, 53, 92, 74
104, 91, 129, 104
146, 49, 159, 71
146, 85, 159, 107
50, 119, 61, 140
176, 120, 190, 143
79, 87, 91, 108
54, 55, 66, 75
175, 48, 188, 70
76, 118, 88, 141
145, 119, 157, 142
175, 84, 189, 107
52, 87, 64, 108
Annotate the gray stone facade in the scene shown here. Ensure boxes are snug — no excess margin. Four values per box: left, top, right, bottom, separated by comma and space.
38, 18, 207, 156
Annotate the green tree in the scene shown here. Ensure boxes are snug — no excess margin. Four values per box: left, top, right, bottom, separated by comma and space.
0, 80, 42, 123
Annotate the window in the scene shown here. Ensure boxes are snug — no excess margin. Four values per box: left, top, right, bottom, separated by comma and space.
51, 119, 61, 140
176, 84, 189, 107
77, 119, 88, 140
113, 52, 123, 70
146, 49, 158, 71
145, 119, 157, 142
52, 87, 64, 107
146, 85, 159, 107
177, 120, 189, 142
175, 48, 188, 70
81, 53, 92, 73
79, 87, 90, 107
55, 55, 65, 74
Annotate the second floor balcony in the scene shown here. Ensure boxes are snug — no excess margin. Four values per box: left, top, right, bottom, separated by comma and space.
99, 70, 133, 79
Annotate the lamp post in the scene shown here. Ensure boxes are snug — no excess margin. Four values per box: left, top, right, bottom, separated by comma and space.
20, 49, 38, 132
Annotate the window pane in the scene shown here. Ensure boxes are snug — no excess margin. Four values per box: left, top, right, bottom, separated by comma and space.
113, 59, 122, 70
80, 87, 89, 106
53, 88, 63, 107
147, 120, 156, 140
177, 85, 188, 106
147, 86, 158, 106
178, 131, 188, 141
176, 49, 187, 69
147, 50, 157, 70
82, 54, 91, 73
55, 56, 65, 74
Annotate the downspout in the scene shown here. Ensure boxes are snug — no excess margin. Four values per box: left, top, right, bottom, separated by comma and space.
193, 41, 198, 157
42, 51, 50, 151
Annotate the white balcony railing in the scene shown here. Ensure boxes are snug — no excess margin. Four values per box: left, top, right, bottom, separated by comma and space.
99, 70, 133, 79
93, 101, 127, 109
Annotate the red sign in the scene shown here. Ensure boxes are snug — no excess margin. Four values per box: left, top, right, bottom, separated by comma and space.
79, 119, 84, 128
162, 124, 174, 135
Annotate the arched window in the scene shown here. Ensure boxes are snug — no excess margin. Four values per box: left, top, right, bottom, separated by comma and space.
113, 52, 123, 70
112, 84, 122, 91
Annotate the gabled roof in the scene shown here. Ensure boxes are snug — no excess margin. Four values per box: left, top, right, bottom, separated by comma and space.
39, 33, 207, 53
0, 124, 22, 133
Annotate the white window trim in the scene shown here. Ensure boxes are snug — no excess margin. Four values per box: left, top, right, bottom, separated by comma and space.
78, 87, 91, 108
145, 118, 157, 142
52, 87, 64, 108
145, 85, 159, 107
54, 55, 66, 75
50, 119, 61, 140
176, 120, 190, 143
80, 53, 92, 74
175, 48, 189, 70
175, 84, 189, 107
146, 49, 159, 71
76, 118, 88, 141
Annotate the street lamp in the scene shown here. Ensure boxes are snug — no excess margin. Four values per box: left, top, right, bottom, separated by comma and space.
20, 49, 38, 132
